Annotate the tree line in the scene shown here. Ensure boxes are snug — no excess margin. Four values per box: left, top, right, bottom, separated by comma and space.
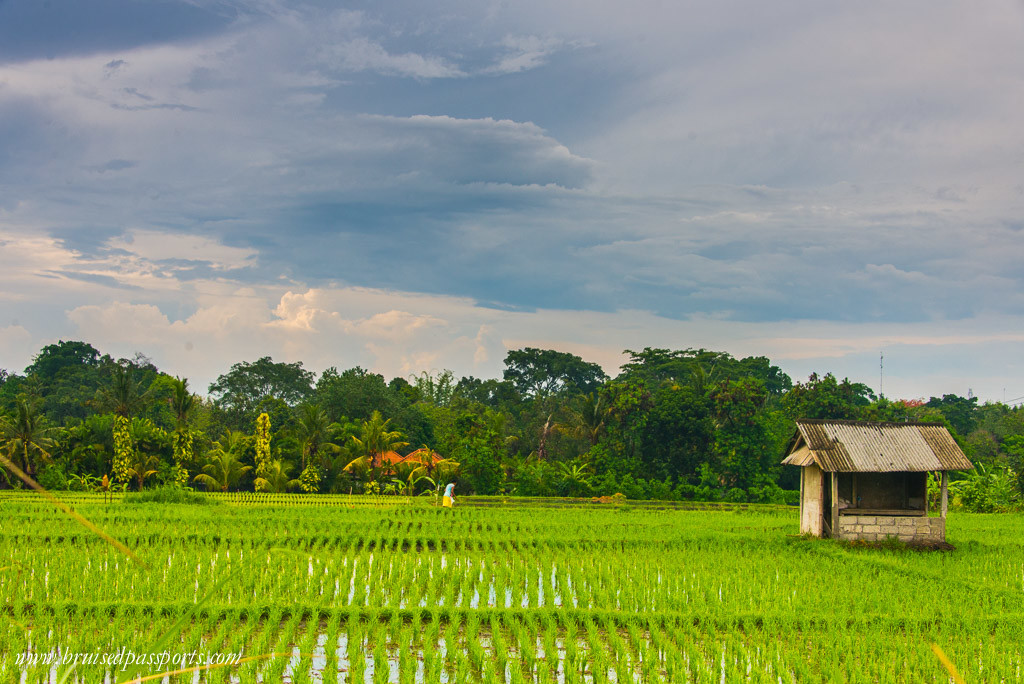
2, 340, 1023, 505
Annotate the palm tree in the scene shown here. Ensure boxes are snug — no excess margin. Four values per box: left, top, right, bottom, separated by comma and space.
294, 404, 340, 470
169, 377, 196, 482
255, 459, 301, 493
408, 457, 460, 495
348, 411, 408, 470
126, 450, 161, 491
96, 363, 151, 418
562, 393, 610, 447
97, 363, 152, 485
170, 377, 196, 428
0, 399, 57, 477
193, 431, 252, 492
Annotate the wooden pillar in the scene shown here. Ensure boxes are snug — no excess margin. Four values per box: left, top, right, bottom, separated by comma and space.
940, 471, 948, 519
799, 467, 805, 531
830, 472, 839, 538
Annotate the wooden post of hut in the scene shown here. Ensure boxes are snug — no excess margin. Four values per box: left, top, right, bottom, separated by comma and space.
940, 471, 949, 518
781, 420, 972, 544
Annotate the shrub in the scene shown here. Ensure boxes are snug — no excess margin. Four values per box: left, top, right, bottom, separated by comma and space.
647, 478, 675, 501
593, 471, 619, 497
748, 482, 787, 505
674, 483, 697, 500
37, 464, 69, 491
618, 474, 646, 500
724, 487, 747, 503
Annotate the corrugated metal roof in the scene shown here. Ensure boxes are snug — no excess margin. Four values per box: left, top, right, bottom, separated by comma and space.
781, 420, 973, 473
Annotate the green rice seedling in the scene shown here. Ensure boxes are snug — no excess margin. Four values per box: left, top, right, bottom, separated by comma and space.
421, 624, 440, 683
346, 618, 365, 684
397, 623, 416, 684
466, 616, 488, 677
371, 620, 391, 684
452, 642, 473, 684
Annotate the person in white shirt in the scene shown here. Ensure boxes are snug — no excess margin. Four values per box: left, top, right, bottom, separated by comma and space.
443, 482, 456, 508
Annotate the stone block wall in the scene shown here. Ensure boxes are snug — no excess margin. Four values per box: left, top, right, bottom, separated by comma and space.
836, 515, 945, 543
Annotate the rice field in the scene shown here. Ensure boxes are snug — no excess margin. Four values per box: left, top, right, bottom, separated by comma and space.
2, 492, 1024, 683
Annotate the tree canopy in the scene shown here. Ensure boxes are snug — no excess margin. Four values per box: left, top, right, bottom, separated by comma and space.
0, 340, 1017, 505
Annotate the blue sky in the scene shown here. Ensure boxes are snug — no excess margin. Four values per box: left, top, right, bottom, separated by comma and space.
1, 0, 1022, 402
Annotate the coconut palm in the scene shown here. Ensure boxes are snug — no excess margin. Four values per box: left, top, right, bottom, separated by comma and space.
347, 411, 408, 470
254, 459, 301, 493
170, 377, 196, 428
409, 458, 460, 495
0, 399, 57, 477
561, 393, 611, 447
294, 404, 342, 470
193, 431, 251, 492
126, 450, 161, 491
96, 363, 151, 418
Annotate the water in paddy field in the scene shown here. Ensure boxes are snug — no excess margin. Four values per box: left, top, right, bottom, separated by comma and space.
259, 623, 647, 684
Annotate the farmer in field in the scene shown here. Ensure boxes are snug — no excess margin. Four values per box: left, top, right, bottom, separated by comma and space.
443, 482, 456, 508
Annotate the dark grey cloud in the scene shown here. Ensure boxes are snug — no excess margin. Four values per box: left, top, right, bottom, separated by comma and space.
89, 159, 137, 173
0, 0, 238, 62
110, 102, 200, 112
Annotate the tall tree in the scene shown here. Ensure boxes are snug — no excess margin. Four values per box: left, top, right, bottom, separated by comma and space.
253, 412, 272, 492
562, 392, 612, 447
97, 362, 152, 485
503, 348, 608, 398
294, 404, 339, 470
96, 362, 152, 418
641, 384, 715, 481
209, 357, 314, 429
926, 394, 979, 437
711, 378, 774, 489
169, 377, 196, 483
315, 366, 400, 423
619, 348, 791, 396
22, 340, 104, 423
781, 373, 874, 421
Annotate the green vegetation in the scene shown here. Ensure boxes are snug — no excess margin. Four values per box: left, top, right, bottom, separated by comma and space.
2, 494, 1022, 682
2, 341, 1023, 508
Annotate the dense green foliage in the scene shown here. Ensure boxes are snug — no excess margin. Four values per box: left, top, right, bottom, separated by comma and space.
3, 494, 1023, 682
2, 341, 1023, 507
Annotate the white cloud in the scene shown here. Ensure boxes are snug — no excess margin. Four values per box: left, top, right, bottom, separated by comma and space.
481, 35, 576, 75
108, 230, 257, 269
34, 283, 1022, 403
0, 325, 34, 369
319, 37, 465, 79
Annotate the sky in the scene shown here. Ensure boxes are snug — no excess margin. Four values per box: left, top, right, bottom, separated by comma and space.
1, 0, 1022, 403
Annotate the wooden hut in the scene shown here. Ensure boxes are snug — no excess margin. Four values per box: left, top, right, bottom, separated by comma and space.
781, 420, 973, 543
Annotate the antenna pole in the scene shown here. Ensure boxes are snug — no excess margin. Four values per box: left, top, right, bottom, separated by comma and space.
879, 351, 884, 398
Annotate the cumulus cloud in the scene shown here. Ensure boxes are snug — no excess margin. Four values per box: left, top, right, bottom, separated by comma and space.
45, 284, 1024, 403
